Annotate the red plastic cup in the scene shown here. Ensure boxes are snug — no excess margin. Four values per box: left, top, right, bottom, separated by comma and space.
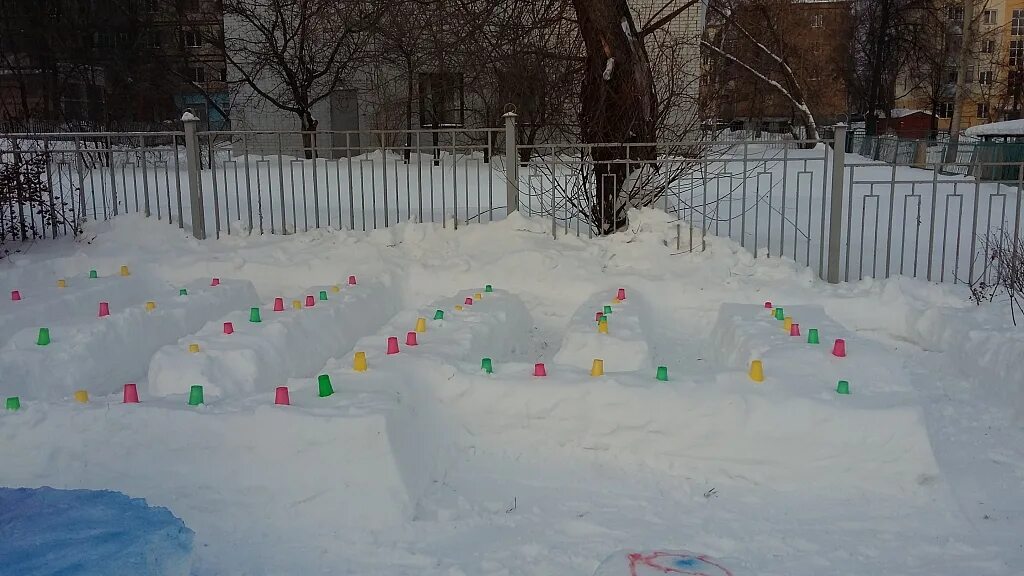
210, 278, 220, 286
98, 301, 110, 317
223, 321, 234, 335
11, 290, 21, 301
617, 288, 626, 301
386, 336, 400, 355
764, 301, 773, 309
832, 338, 847, 357
406, 331, 418, 346
790, 323, 800, 336
123, 383, 139, 404
274, 386, 290, 406
595, 312, 604, 322
273, 297, 284, 312
533, 363, 547, 377
465, 297, 473, 306
305, 295, 315, 307
348, 275, 357, 285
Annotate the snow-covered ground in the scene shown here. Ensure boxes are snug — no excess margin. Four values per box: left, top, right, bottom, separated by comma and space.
1, 210, 1023, 575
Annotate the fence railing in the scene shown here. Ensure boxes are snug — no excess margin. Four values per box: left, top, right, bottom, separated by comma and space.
3, 118, 1022, 287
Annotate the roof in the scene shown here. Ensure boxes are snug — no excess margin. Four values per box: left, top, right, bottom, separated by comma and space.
889, 108, 933, 118
964, 119, 1024, 137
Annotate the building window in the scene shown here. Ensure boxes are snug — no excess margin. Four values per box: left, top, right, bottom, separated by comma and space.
189, 66, 206, 83
182, 30, 202, 48
948, 6, 964, 21
1014, 9, 1024, 35
977, 103, 989, 118
1012, 40, 1024, 66
966, 66, 975, 83
947, 69, 957, 83
418, 72, 465, 128
939, 102, 955, 118
983, 9, 997, 25
980, 70, 993, 85
811, 14, 823, 28
983, 39, 995, 54
93, 32, 114, 49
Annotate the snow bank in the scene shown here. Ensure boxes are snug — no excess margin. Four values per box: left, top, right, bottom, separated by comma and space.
0, 402, 411, 572
423, 367, 941, 500
553, 287, 652, 372
310, 287, 534, 511
147, 276, 399, 399
709, 303, 913, 398
0, 487, 193, 576
0, 272, 164, 347
0, 279, 258, 401
823, 280, 1024, 421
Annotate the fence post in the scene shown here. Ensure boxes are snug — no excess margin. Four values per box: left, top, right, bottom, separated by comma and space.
182, 111, 206, 240
826, 124, 847, 283
504, 111, 519, 215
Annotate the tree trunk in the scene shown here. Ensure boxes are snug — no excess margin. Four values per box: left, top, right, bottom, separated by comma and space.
944, 0, 975, 165
571, 0, 657, 235
300, 110, 318, 160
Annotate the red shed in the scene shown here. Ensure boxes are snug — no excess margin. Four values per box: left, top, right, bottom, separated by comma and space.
877, 109, 935, 139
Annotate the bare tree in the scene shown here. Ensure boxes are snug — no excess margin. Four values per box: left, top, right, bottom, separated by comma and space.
211, 0, 394, 158
701, 0, 824, 145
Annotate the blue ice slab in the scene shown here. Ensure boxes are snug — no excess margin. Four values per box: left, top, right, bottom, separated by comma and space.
0, 487, 193, 576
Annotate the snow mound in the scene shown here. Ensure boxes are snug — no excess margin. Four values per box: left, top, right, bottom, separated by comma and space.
554, 287, 651, 372
0, 272, 164, 347
148, 276, 399, 399
0, 279, 259, 401
0, 486, 193, 576
709, 303, 913, 398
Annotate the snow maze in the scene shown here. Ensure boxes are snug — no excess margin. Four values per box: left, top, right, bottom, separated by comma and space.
0, 267, 944, 574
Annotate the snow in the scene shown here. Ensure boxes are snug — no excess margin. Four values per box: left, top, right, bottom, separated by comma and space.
964, 118, 1024, 137
0, 486, 193, 576
889, 108, 932, 118
1, 209, 1023, 575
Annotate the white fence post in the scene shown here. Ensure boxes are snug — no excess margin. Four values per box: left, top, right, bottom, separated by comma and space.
826, 124, 847, 283
182, 111, 206, 240
504, 111, 519, 215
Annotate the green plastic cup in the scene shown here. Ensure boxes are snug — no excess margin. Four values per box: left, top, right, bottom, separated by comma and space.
89, 270, 98, 279
481, 357, 493, 374
318, 374, 334, 397
599, 315, 608, 325
836, 380, 850, 395
807, 329, 820, 344
249, 307, 262, 323
484, 285, 493, 293
36, 327, 50, 346
656, 366, 669, 381
603, 305, 613, 315
774, 307, 784, 320
179, 288, 188, 296
5, 397, 20, 411
319, 290, 328, 301
188, 385, 204, 406
433, 309, 444, 320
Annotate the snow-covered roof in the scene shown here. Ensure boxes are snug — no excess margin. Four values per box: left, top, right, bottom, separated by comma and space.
889, 108, 933, 118
964, 119, 1024, 137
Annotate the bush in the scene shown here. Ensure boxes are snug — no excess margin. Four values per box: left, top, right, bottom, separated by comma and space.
970, 231, 1024, 326
0, 147, 79, 258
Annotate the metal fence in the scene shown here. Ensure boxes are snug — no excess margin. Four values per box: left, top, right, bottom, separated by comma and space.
3, 119, 1022, 287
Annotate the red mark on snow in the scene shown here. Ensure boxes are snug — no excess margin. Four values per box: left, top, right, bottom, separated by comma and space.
627, 551, 733, 576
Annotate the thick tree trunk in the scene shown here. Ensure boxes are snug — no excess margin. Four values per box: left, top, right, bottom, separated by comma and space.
572, 0, 657, 235
300, 110, 318, 160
